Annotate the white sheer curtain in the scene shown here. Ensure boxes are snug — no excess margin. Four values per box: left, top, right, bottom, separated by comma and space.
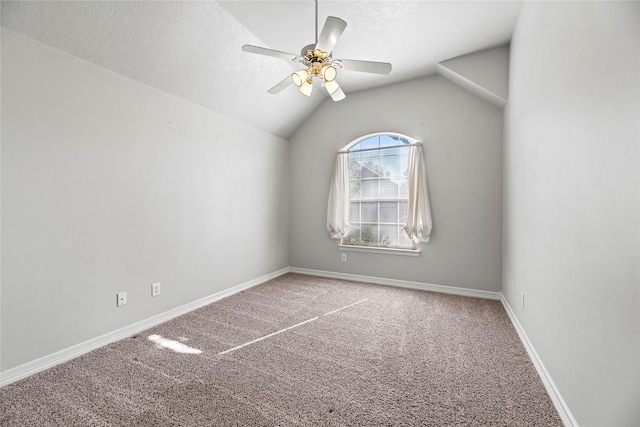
326, 152, 350, 239
402, 144, 433, 243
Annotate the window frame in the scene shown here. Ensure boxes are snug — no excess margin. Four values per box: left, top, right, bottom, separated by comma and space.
338, 132, 421, 256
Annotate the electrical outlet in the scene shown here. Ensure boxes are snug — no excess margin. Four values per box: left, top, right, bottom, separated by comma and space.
521, 291, 525, 309
151, 282, 161, 297
117, 291, 127, 307
341, 253, 347, 262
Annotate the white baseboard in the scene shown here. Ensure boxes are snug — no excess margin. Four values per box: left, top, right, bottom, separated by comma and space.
500, 295, 578, 427
289, 267, 502, 300
0, 267, 290, 388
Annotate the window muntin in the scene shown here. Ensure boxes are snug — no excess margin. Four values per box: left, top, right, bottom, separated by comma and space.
341, 134, 417, 250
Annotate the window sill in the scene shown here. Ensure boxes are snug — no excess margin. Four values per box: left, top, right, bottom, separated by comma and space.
338, 245, 421, 256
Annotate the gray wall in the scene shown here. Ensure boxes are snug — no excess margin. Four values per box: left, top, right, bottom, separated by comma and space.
503, 2, 639, 425
1, 29, 290, 371
289, 75, 504, 291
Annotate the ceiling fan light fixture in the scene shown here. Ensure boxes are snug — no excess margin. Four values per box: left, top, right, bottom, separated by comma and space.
322, 65, 337, 82
324, 79, 340, 95
291, 69, 308, 87
300, 79, 313, 96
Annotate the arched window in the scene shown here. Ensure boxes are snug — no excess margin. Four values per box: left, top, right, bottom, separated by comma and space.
327, 133, 432, 253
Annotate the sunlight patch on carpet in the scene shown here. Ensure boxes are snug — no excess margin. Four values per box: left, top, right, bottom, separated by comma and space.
148, 334, 203, 354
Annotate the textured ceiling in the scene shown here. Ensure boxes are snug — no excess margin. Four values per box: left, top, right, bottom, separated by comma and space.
1, 1, 522, 139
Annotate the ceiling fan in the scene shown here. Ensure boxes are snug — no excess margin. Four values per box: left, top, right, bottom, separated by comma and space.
241, 0, 392, 101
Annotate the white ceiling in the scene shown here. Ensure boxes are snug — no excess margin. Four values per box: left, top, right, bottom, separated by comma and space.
1, 1, 523, 139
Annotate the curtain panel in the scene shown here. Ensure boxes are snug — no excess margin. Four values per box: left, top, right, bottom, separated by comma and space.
326, 152, 350, 239
402, 144, 432, 243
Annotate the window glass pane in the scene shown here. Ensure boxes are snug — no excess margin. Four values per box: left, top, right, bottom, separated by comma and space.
380, 179, 399, 198
349, 160, 362, 198
399, 200, 409, 223
383, 149, 409, 177
359, 156, 383, 179
384, 146, 405, 157
380, 154, 399, 178
361, 202, 378, 222
361, 136, 379, 150
380, 201, 399, 223
360, 224, 378, 245
398, 181, 409, 198
349, 202, 361, 222
379, 134, 399, 147
382, 134, 412, 147
350, 180, 361, 199
361, 178, 379, 199
344, 225, 361, 246
361, 162, 382, 179
359, 150, 378, 162
379, 224, 397, 247
398, 154, 409, 179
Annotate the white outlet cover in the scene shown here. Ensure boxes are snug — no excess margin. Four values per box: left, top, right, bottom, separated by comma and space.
117, 291, 127, 306
152, 282, 161, 297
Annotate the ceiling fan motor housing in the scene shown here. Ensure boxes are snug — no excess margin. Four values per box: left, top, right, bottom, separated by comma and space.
311, 59, 324, 75
300, 43, 317, 57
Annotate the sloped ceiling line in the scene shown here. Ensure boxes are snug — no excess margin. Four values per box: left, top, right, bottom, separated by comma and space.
436, 45, 510, 109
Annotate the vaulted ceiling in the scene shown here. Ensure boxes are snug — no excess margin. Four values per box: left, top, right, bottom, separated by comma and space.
1, 1, 522, 139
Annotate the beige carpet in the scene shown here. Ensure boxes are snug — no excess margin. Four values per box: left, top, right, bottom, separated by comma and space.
0, 273, 562, 426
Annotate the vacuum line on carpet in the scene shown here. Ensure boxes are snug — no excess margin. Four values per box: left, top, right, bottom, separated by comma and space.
218, 317, 319, 355
217, 299, 369, 356
322, 298, 369, 316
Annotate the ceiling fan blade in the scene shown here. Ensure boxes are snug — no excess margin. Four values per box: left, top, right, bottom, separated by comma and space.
330, 86, 346, 102
315, 16, 347, 53
242, 45, 298, 61
268, 76, 293, 94
338, 59, 392, 75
